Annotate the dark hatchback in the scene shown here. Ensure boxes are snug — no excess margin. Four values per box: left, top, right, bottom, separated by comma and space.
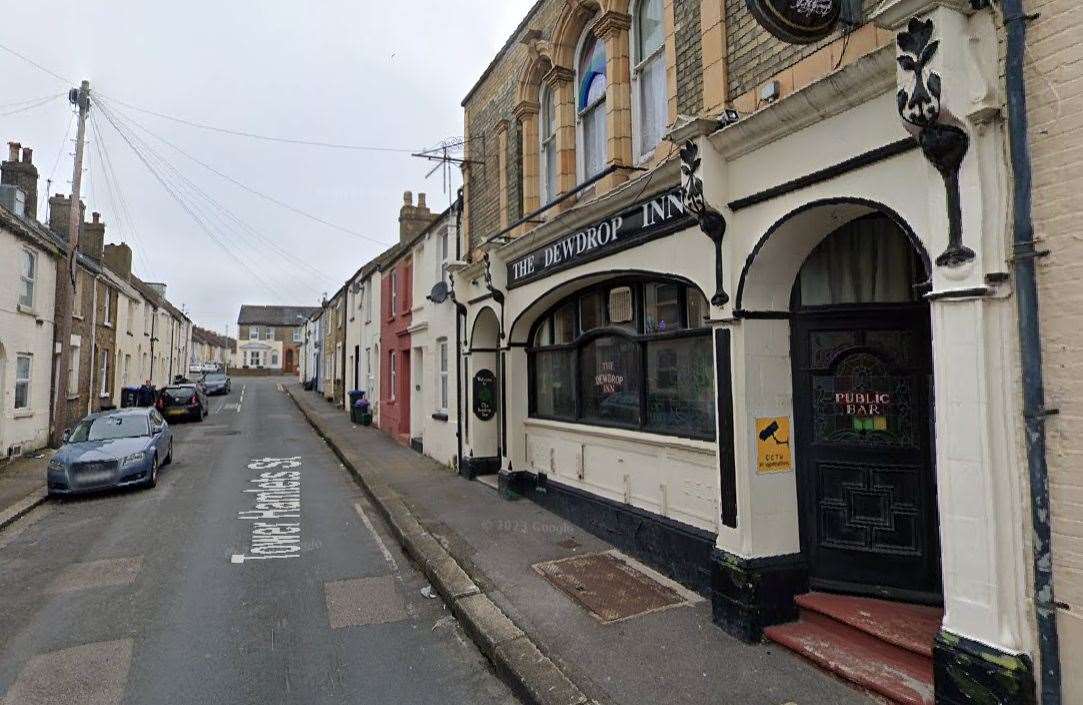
201, 372, 231, 396
156, 384, 209, 422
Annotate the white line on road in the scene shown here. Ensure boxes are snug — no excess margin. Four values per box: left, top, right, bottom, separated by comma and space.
353, 502, 398, 571
237, 385, 246, 414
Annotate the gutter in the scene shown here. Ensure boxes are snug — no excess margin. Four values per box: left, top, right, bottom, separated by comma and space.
1000, 1, 1062, 702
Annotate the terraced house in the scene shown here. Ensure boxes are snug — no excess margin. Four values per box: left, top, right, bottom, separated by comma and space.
236, 305, 318, 374
451, 0, 1067, 702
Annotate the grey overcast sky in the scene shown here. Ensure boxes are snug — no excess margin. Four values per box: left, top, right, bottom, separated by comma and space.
1, 0, 533, 335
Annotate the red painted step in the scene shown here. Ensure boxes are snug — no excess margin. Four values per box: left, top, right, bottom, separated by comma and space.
764, 593, 942, 705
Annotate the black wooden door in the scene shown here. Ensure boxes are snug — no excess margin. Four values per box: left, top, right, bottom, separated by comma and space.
791, 306, 941, 602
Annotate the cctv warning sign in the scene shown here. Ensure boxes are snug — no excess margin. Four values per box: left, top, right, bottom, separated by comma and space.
756, 417, 792, 474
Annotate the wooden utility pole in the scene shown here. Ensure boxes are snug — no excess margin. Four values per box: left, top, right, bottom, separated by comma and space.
50, 80, 90, 447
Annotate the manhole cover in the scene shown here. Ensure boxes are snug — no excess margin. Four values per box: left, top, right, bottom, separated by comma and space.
533, 552, 685, 623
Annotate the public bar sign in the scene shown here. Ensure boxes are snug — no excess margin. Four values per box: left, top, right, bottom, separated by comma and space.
473, 369, 497, 421
745, 0, 841, 45
506, 186, 695, 289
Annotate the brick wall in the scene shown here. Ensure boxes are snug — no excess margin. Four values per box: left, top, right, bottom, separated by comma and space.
674, 0, 703, 114
1027, 0, 1083, 699
724, 0, 881, 99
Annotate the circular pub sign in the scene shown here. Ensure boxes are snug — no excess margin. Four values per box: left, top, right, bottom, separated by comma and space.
472, 369, 497, 422
745, 0, 841, 44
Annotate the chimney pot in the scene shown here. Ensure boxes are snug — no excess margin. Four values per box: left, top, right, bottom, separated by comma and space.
7, 142, 19, 162
403, 190, 413, 206
92, 212, 100, 223
21, 147, 31, 164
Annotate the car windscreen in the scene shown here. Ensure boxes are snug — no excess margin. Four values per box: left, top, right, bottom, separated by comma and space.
204, 374, 226, 382
163, 388, 196, 403
69, 414, 150, 442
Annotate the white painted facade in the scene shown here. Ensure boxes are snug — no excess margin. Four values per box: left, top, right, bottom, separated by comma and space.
454, 0, 1035, 675
343, 266, 382, 423
104, 270, 145, 399
0, 212, 59, 457
407, 212, 459, 469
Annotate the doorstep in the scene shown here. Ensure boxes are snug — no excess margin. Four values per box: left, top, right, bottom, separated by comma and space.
765, 592, 942, 705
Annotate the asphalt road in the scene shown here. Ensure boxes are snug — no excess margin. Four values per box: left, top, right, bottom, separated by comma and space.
0, 378, 517, 705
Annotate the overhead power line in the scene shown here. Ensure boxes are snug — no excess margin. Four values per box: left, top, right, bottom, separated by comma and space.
0, 41, 72, 84
0, 93, 62, 117
98, 96, 394, 247
100, 94, 419, 153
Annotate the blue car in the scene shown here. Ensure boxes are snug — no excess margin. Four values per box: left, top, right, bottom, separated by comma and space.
47, 407, 174, 497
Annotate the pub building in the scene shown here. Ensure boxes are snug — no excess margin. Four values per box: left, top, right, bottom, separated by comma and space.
451, 0, 1054, 702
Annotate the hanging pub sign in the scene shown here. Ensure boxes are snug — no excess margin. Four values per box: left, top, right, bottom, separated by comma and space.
506, 186, 694, 289
473, 369, 497, 421
745, 0, 841, 45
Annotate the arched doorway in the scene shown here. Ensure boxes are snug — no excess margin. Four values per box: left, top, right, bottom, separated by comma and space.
789, 214, 940, 601
467, 307, 502, 475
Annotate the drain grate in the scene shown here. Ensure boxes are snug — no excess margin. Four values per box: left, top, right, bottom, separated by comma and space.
533, 551, 685, 623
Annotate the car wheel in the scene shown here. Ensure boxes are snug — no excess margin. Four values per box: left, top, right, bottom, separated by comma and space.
146, 454, 159, 489
163, 439, 173, 466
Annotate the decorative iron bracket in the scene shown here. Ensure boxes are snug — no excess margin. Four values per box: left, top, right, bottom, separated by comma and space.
680, 140, 729, 306
897, 17, 975, 268
482, 252, 506, 340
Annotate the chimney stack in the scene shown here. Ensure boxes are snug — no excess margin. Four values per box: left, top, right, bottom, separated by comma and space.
104, 242, 133, 280
81, 211, 106, 261
1, 140, 39, 220
48, 194, 86, 241
399, 190, 436, 244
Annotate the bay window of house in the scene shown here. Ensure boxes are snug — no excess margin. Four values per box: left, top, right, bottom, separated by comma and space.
577, 27, 608, 181
633, 0, 665, 161
529, 279, 715, 440
18, 248, 35, 309
14, 354, 31, 410
539, 84, 558, 204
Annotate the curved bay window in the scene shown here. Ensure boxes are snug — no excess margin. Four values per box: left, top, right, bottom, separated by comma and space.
577, 29, 608, 180
529, 279, 715, 440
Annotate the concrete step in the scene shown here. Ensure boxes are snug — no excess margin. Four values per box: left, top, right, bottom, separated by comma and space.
765, 592, 940, 705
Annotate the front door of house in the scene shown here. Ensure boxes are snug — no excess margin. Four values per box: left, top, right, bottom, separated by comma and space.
791, 306, 940, 601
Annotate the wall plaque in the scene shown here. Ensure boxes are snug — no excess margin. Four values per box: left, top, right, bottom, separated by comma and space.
745, 0, 841, 45
506, 186, 694, 289
473, 369, 497, 421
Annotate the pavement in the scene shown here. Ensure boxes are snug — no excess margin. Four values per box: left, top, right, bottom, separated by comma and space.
287, 382, 877, 705
0, 378, 517, 705
0, 449, 52, 532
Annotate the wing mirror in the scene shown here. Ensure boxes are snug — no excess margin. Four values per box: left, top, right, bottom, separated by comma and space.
62, 429, 71, 443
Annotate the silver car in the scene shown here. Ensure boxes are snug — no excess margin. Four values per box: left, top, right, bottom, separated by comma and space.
47, 407, 174, 497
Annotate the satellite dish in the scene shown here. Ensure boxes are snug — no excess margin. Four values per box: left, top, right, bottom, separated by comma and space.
428, 281, 449, 304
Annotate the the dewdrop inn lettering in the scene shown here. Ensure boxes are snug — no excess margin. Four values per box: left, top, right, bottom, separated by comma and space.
507, 187, 693, 287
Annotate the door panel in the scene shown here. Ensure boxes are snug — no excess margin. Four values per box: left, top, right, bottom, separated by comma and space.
792, 307, 941, 601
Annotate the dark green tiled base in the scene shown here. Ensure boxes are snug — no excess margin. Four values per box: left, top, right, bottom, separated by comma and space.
934, 630, 1035, 705
709, 548, 808, 643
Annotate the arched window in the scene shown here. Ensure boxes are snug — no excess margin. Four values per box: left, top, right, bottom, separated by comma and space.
633, 0, 665, 160
577, 29, 608, 180
529, 278, 715, 440
540, 84, 558, 204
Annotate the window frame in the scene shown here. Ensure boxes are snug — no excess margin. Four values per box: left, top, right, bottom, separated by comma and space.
539, 83, 559, 204
437, 230, 449, 284
575, 22, 609, 184
14, 354, 32, 410
390, 269, 399, 317
389, 350, 398, 401
437, 338, 449, 414
631, 0, 667, 163
103, 287, 114, 326
527, 277, 715, 441
99, 349, 109, 397
18, 248, 36, 310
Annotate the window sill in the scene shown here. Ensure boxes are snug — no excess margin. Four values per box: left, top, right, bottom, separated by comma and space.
67, 394, 80, 401
523, 417, 717, 454
17, 303, 36, 316
13, 410, 33, 419
432, 412, 449, 422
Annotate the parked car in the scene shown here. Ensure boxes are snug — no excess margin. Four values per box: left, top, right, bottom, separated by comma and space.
47, 407, 173, 497
200, 371, 232, 396
156, 384, 209, 422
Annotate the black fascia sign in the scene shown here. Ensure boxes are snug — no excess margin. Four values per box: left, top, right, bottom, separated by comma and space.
506, 186, 694, 289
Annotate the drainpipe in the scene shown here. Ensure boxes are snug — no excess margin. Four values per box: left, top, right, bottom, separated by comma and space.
1001, 0, 1061, 702
454, 189, 465, 476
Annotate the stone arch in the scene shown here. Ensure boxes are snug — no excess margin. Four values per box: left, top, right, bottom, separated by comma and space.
735, 198, 932, 314
552, 0, 602, 68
